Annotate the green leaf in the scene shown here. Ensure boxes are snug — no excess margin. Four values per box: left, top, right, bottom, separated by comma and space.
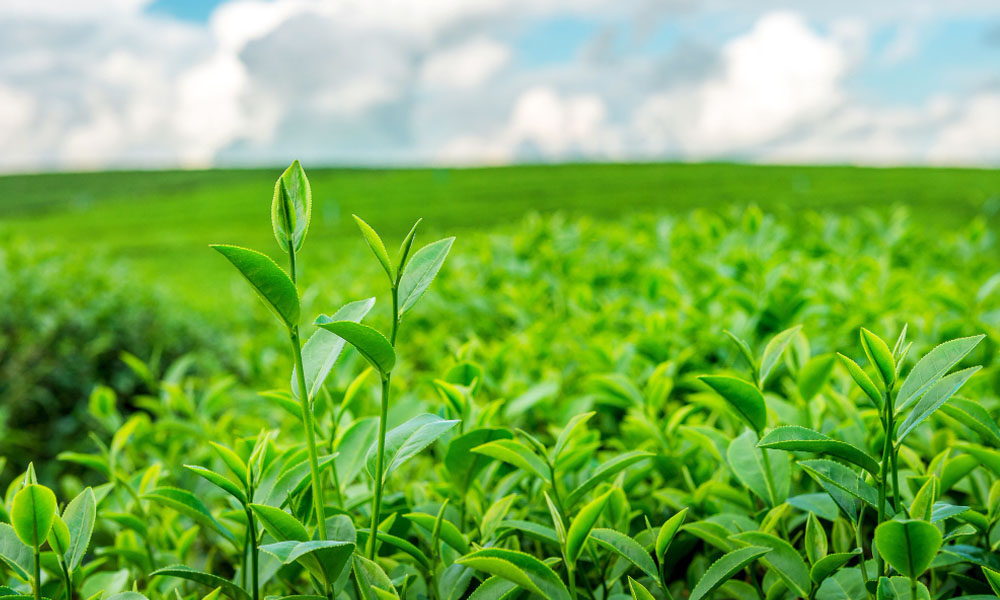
396, 218, 422, 273
365, 414, 459, 484
105, 593, 149, 600
445, 428, 514, 494
655, 508, 688, 563
298, 297, 376, 399
758, 425, 880, 476
566, 490, 612, 565
353, 215, 394, 280
472, 438, 549, 481
565, 450, 653, 508
983, 566, 1000, 596
731, 531, 811, 598
314, 320, 395, 375
724, 330, 758, 377
456, 548, 570, 600
184, 465, 247, 505
838, 353, 883, 410
271, 160, 312, 253
11, 484, 56, 548
896, 335, 985, 413
897, 366, 980, 443
210, 245, 299, 328
352, 555, 399, 600
551, 412, 595, 463
208, 443, 249, 486
860, 328, 896, 388
356, 530, 430, 570
46, 514, 69, 558
248, 504, 309, 542
62, 487, 96, 571
627, 577, 657, 600
397, 237, 455, 316
259, 540, 354, 588
874, 520, 941, 578
799, 354, 837, 401
909, 478, 937, 521
876, 576, 930, 600
728, 430, 789, 506
938, 398, 1000, 447
799, 459, 881, 514
810, 550, 860, 583
403, 513, 469, 554
143, 487, 234, 543
150, 565, 250, 600
760, 325, 802, 385
589, 528, 658, 579
698, 375, 767, 433
682, 520, 738, 553
334, 417, 379, 487
805, 512, 828, 565
0, 524, 32, 580
690, 546, 772, 600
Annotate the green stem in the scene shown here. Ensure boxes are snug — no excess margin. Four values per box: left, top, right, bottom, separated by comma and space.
368, 374, 391, 559
877, 403, 892, 578
291, 328, 327, 539
567, 561, 578, 600
59, 560, 72, 600
245, 508, 259, 600
33, 546, 41, 600
760, 439, 779, 508
856, 506, 874, 600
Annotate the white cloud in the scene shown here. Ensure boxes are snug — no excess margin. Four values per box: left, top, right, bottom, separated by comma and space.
930, 92, 1000, 164
420, 38, 509, 89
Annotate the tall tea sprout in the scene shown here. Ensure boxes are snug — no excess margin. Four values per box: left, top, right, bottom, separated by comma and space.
318, 216, 454, 560
210, 161, 374, 541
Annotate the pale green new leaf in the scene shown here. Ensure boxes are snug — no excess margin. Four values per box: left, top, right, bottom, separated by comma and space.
896, 335, 985, 413
760, 325, 802, 385
11, 484, 56, 548
874, 520, 941, 578
758, 425, 879, 476
366, 414, 459, 484
810, 550, 860, 583
353, 215, 394, 280
248, 504, 309, 542
837, 353, 883, 410
690, 546, 772, 600
628, 577, 657, 600
698, 375, 767, 433
728, 430, 789, 506
456, 548, 570, 600
897, 366, 980, 443
564, 450, 653, 507
143, 487, 234, 543
62, 487, 96, 571
210, 245, 299, 328
271, 160, 311, 253
731, 531, 811, 598
150, 565, 250, 600
314, 320, 395, 375
860, 328, 895, 388
298, 297, 376, 399
655, 507, 688, 562
566, 490, 612, 565
472, 438, 549, 481
590, 528, 658, 579
398, 237, 455, 315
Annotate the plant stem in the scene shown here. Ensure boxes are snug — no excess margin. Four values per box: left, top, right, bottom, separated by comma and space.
33, 546, 41, 600
291, 328, 327, 539
245, 508, 259, 600
877, 398, 892, 578
368, 374, 391, 559
567, 561, 578, 600
59, 560, 72, 600
760, 441, 779, 508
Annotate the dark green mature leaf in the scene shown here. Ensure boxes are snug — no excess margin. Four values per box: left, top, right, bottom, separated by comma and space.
356, 529, 430, 570
445, 428, 514, 494
185, 465, 246, 505
398, 237, 455, 316
366, 414, 459, 483
260, 540, 354, 587
352, 554, 399, 600
472, 438, 549, 481
799, 460, 881, 514
939, 398, 1000, 447
690, 546, 772, 600
759, 426, 879, 475
314, 320, 395, 375
876, 576, 931, 600
248, 504, 309, 542
860, 328, 895, 388
683, 520, 738, 553
299, 297, 376, 399
144, 487, 234, 543
566, 490, 612, 565
590, 528, 658, 579
457, 548, 570, 600
805, 512, 828, 565
810, 550, 860, 583
565, 450, 653, 507
151, 565, 250, 600
0, 523, 32, 579
403, 513, 469, 554
760, 325, 802, 385
728, 430, 789, 506
983, 566, 1000, 596
896, 335, 985, 413
62, 487, 96, 571
732, 531, 811, 598
874, 520, 941, 578
628, 577, 657, 600
11, 484, 56, 548
46, 514, 69, 559
698, 375, 767, 433
897, 366, 981, 443
815, 567, 866, 600
271, 160, 311, 253
838, 353, 883, 410
210, 245, 299, 328
353, 215, 394, 280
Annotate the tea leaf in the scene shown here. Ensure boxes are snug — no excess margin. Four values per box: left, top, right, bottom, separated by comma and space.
457, 548, 571, 600
144, 487, 234, 543
897, 366, 980, 443
758, 425, 879, 476
184, 465, 247, 505
564, 450, 653, 507
11, 484, 56, 548
874, 519, 941, 578
728, 430, 789, 506
314, 320, 395, 375
0, 524, 32, 580
62, 487, 96, 571
698, 375, 767, 433
897, 335, 985, 413
589, 528, 658, 579
299, 297, 376, 399
270, 160, 312, 253
938, 398, 1000, 447
689, 546, 771, 600
249, 504, 309, 542
837, 353, 883, 410
655, 507, 688, 563
403, 512, 469, 554
760, 325, 801, 386
445, 428, 514, 494
731, 531, 811, 598
472, 438, 549, 481
627, 577, 657, 600
398, 237, 455, 316
366, 414, 458, 484
876, 577, 931, 600
566, 490, 612, 565
810, 550, 860, 583
805, 512, 828, 565
210, 245, 299, 328
46, 514, 69, 558
353, 215, 394, 280
151, 565, 251, 600
860, 328, 895, 388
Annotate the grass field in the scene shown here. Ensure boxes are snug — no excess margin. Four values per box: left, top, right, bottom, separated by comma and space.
3, 163, 999, 311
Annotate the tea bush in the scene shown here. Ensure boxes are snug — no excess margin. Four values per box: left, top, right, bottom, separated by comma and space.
1, 163, 998, 600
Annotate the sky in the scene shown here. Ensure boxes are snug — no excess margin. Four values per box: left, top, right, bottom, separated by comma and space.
0, 0, 998, 173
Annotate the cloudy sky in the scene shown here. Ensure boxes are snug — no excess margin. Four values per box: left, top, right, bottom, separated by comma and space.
1, 0, 998, 173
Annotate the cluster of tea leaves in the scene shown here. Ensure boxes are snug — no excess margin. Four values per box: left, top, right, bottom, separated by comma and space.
1, 169, 999, 600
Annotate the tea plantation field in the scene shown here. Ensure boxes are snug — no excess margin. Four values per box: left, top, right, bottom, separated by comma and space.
0, 163, 999, 600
